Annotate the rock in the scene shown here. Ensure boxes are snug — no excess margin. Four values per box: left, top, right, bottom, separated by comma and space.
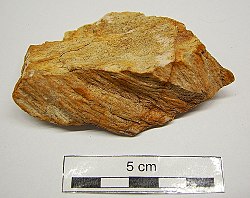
13, 12, 234, 136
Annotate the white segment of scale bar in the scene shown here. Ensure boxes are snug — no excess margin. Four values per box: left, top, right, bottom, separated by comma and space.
159, 178, 186, 188
101, 178, 129, 188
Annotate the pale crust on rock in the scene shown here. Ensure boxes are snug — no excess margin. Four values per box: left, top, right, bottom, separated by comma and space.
13, 12, 234, 136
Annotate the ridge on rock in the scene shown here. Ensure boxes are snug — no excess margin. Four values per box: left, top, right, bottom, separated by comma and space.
13, 12, 234, 136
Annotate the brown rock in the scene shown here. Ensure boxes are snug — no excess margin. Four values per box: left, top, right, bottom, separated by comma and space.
13, 12, 234, 136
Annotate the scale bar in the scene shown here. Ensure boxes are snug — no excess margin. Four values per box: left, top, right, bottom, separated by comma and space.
63, 156, 224, 193
71, 177, 214, 189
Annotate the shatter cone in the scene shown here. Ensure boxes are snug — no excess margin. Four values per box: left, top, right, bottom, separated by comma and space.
13, 12, 234, 136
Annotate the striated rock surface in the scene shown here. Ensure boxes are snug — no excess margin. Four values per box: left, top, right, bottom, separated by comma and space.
13, 12, 234, 136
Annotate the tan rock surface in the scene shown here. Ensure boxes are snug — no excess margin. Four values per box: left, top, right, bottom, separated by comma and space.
13, 12, 234, 136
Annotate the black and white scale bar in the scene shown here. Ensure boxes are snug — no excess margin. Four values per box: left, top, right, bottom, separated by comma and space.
71, 177, 214, 188
63, 156, 224, 193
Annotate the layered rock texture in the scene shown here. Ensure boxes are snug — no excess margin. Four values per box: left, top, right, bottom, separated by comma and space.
13, 12, 234, 136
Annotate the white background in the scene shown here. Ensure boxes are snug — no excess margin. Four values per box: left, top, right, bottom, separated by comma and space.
0, 0, 249, 197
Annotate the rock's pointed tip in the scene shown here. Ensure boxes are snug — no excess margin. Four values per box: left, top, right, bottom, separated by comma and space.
221, 67, 235, 86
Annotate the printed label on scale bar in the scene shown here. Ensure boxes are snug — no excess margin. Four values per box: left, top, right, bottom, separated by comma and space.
62, 155, 224, 194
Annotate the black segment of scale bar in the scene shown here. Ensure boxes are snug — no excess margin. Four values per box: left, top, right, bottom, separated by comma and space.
71, 177, 101, 188
129, 177, 159, 188
186, 178, 215, 187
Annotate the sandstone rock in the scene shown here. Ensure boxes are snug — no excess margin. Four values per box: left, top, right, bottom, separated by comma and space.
13, 12, 234, 136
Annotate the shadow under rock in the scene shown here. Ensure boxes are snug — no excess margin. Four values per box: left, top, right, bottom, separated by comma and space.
39, 120, 119, 136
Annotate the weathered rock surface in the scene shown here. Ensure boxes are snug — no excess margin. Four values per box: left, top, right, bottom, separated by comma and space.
13, 12, 234, 136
